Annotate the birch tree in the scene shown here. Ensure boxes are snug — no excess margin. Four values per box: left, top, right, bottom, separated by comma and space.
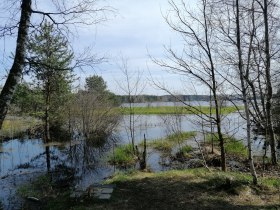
156, 0, 228, 171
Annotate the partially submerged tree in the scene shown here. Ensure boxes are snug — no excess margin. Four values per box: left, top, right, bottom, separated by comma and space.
117, 58, 146, 154
26, 21, 74, 142
69, 75, 120, 141
213, 0, 279, 166
155, 0, 227, 171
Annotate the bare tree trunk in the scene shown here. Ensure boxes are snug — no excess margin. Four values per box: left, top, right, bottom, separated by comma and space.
235, 0, 258, 184
129, 97, 135, 154
0, 0, 32, 129
202, 0, 226, 171
263, 0, 277, 165
45, 79, 51, 142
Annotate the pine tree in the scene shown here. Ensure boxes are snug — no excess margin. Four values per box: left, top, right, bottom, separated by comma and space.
26, 21, 74, 142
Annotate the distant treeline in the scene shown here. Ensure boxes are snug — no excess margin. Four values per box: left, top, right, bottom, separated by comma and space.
117, 95, 244, 103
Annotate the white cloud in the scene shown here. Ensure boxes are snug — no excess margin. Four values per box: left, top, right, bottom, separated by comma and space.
0, 0, 203, 95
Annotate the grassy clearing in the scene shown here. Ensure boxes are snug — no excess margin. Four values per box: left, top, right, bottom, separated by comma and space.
206, 133, 248, 157
0, 116, 41, 139
120, 106, 242, 115
146, 131, 196, 153
108, 144, 137, 166
88, 169, 280, 210
18, 168, 280, 210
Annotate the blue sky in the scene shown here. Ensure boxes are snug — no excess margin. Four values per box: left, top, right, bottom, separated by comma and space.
0, 0, 201, 95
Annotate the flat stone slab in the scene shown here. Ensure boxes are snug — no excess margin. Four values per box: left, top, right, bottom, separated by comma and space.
93, 188, 102, 193
72, 184, 115, 200
99, 194, 111, 200
101, 188, 113, 194
102, 184, 116, 188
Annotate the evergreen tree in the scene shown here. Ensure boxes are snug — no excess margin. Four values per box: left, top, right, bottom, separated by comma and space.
26, 21, 74, 142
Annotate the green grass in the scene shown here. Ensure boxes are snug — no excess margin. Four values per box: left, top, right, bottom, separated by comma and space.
146, 131, 196, 153
148, 139, 173, 153
0, 116, 41, 139
119, 106, 242, 115
18, 168, 280, 210
108, 144, 136, 166
179, 145, 193, 153
206, 133, 247, 157
97, 169, 280, 210
17, 174, 52, 199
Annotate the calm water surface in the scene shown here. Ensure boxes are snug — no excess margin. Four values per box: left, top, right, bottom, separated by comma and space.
0, 112, 269, 209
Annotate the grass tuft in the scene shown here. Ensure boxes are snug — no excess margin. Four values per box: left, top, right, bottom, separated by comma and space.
146, 131, 196, 153
206, 133, 247, 157
108, 144, 136, 166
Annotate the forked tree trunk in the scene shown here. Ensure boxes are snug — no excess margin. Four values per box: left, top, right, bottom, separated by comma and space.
0, 0, 32, 129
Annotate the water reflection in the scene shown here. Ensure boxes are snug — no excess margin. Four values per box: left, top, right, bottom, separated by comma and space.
0, 134, 118, 209
0, 112, 278, 209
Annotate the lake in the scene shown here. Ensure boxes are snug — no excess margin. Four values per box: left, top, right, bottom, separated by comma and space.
0, 112, 270, 209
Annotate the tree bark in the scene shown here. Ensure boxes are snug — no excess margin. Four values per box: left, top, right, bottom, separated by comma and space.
263, 0, 277, 165
0, 0, 32, 129
235, 0, 258, 184
45, 79, 51, 142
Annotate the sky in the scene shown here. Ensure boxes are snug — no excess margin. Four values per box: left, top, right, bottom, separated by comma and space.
0, 0, 200, 96
74, 0, 188, 95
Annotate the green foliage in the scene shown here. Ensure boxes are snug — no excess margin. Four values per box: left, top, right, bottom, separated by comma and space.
85, 75, 120, 106
120, 106, 242, 115
85, 75, 107, 93
206, 133, 248, 157
108, 144, 136, 166
11, 82, 44, 114
26, 21, 74, 128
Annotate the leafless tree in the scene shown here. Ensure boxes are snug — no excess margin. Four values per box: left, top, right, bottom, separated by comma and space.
154, 0, 228, 171
116, 57, 146, 154
213, 0, 279, 166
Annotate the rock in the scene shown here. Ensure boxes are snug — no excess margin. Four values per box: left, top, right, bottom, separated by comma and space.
228, 160, 242, 171
101, 188, 113, 194
26, 197, 40, 202
99, 194, 111, 199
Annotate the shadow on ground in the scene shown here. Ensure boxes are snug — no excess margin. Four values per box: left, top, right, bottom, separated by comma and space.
90, 174, 280, 210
